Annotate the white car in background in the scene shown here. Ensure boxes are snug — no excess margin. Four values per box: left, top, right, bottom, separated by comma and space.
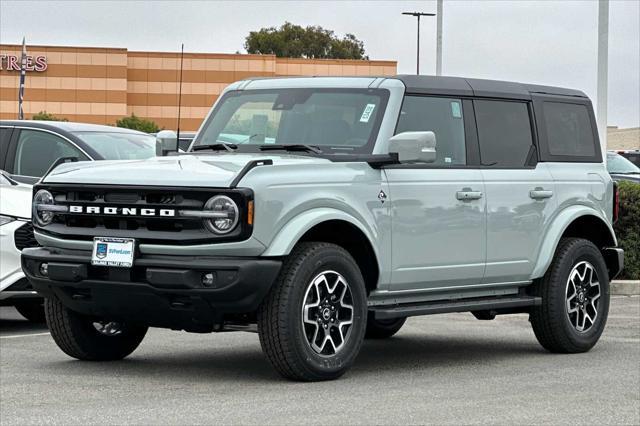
0, 171, 43, 322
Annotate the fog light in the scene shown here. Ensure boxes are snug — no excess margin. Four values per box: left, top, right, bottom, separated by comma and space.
40, 263, 49, 276
202, 272, 216, 287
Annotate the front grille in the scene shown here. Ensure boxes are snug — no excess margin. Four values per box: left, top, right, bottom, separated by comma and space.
36, 184, 252, 245
14, 222, 39, 251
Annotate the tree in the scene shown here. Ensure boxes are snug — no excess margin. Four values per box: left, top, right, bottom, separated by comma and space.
116, 114, 160, 133
245, 22, 368, 60
31, 111, 68, 122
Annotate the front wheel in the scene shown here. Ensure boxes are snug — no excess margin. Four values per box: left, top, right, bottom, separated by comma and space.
257, 242, 367, 381
45, 297, 148, 361
530, 238, 610, 353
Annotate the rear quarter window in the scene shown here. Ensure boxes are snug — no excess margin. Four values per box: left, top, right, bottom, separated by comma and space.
534, 97, 602, 163
543, 102, 595, 157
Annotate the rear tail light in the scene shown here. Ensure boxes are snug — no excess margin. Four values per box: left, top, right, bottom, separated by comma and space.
613, 181, 620, 223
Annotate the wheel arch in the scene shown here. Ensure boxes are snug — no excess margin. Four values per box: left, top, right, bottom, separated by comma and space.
262, 209, 381, 293
531, 206, 617, 280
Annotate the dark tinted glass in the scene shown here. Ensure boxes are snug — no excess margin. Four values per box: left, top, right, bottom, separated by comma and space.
396, 96, 466, 166
543, 102, 595, 157
14, 130, 88, 177
195, 89, 388, 154
475, 100, 533, 168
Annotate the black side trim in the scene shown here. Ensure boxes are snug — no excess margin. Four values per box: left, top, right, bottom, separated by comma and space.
229, 159, 273, 188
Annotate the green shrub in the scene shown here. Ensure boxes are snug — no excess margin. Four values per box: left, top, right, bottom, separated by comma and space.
32, 111, 68, 121
614, 181, 640, 280
115, 114, 160, 133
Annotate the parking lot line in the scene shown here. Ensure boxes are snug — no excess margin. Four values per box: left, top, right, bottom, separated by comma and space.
0, 332, 50, 339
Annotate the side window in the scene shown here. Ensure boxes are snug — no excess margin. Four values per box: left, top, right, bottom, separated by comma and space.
13, 130, 88, 177
474, 100, 533, 168
396, 96, 466, 166
0, 127, 13, 169
543, 102, 595, 157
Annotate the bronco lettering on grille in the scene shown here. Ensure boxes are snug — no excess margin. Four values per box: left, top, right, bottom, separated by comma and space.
69, 206, 176, 217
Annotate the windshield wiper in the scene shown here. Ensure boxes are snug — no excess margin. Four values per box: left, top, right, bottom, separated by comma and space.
259, 144, 323, 154
191, 142, 238, 152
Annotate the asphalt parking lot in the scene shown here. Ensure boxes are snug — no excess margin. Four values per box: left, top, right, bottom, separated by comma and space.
1, 296, 638, 425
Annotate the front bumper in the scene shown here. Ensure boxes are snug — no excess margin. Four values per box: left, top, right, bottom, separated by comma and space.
22, 247, 281, 332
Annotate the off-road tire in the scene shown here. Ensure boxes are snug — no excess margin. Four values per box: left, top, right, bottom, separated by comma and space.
14, 300, 46, 323
530, 238, 610, 353
365, 316, 406, 339
44, 297, 148, 361
257, 242, 367, 381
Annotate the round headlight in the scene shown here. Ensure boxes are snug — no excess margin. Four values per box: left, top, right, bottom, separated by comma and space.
203, 195, 239, 234
33, 189, 55, 226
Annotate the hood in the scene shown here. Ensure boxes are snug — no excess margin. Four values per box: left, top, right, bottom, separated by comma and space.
610, 173, 640, 183
0, 182, 32, 219
43, 153, 332, 188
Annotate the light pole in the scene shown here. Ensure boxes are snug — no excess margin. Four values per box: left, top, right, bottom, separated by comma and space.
436, 0, 443, 76
597, 0, 609, 158
402, 11, 435, 75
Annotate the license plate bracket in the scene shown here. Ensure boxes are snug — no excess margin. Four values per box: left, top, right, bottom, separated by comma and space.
91, 237, 135, 268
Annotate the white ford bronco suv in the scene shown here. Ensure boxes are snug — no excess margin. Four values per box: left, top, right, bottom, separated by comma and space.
22, 76, 623, 381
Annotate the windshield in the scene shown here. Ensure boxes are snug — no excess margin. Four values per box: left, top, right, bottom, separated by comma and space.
193, 88, 389, 154
73, 132, 156, 160
607, 153, 640, 174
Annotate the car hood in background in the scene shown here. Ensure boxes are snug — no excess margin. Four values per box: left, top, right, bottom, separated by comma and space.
42, 153, 333, 188
610, 173, 640, 183
0, 183, 32, 219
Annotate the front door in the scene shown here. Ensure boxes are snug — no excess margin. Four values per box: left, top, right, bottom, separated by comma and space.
385, 95, 486, 291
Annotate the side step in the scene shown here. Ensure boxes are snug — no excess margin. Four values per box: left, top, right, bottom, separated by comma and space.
370, 295, 541, 320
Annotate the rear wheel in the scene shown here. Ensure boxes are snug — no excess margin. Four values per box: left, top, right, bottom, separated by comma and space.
44, 297, 147, 361
14, 300, 46, 323
258, 242, 367, 381
365, 316, 406, 339
530, 238, 610, 353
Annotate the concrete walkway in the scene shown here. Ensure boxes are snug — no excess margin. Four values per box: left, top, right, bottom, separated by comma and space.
611, 280, 640, 295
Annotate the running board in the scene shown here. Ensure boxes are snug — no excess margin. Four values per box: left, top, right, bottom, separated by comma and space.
370, 296, 541, 320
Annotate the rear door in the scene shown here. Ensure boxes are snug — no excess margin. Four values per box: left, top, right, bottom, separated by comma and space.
474, 99, 556, 284
385, 95, 486, 291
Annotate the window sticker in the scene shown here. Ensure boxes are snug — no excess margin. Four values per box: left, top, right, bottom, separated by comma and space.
451, 101, 462, 119
360, 103, 376, 122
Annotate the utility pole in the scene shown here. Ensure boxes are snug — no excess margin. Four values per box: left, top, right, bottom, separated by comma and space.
402, 11, 436, 75
436, 0, 443, 76
597, 0, 609, 159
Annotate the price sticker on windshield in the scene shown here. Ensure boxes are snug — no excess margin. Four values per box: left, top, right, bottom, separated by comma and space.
360, 103, 376, 123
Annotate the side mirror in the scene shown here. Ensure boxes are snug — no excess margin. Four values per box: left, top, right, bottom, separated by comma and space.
156, 130, 178, 156
388, 131, 437, 163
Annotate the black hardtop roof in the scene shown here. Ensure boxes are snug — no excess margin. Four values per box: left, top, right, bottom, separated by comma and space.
396, 75, 587, 100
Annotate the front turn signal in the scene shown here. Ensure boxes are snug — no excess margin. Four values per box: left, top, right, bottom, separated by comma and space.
247, 200, 254, 226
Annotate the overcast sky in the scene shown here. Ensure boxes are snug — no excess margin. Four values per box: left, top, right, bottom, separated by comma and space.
1, 0, 638, 128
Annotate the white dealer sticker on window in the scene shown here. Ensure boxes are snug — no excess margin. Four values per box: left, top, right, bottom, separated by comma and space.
360, 104, 376, 122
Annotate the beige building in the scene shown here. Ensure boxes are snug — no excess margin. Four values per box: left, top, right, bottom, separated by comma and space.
607, 127, 640, 151
0, 44, 397, 131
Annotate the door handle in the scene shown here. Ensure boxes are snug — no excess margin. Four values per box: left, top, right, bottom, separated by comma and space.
456, 191, 483, 201
529, 189, 553, 200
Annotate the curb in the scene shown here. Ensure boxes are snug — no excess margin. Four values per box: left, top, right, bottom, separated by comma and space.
611, 280, 640, 296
